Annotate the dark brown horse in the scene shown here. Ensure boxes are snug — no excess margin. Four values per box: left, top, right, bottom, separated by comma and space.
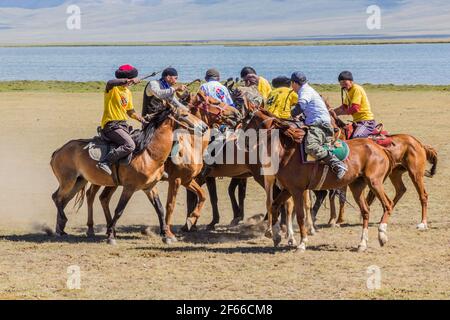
242, 107, 395, 252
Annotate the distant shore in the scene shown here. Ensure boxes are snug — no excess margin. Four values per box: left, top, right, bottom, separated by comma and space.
1, 38, 450, 48
0, 81, 448, 93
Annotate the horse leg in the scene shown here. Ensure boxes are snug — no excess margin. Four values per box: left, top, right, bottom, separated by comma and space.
292, 190, 308, 252
143, 187, 166, 237
285, 198, 297, 247
206, 177, 220, 230
311, 190, 327, 227
367, 177, 394, 247
349, 178, 370, 252
86, 184, 101, 237
106, 188, 135, 245
328, 190, 338, 227
164, 178, 182, 244
408, 170, 429, 230
336, 187, 347, 225
271, 189, 291, 247
52, 176, 87, 236
228, 178, 240, 226
185, 180, 207, 231
237, 178, 247, 222
263, 176, 276, 241
388, 169, 407, 208
304, 190, 315, 235
99, 186, 118, 228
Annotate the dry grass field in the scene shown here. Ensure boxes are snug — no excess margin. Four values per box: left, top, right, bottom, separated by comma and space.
0, 87, 449, 300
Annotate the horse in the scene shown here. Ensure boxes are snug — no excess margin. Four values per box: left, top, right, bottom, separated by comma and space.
50, 101, 206, 244
241, 107, 396, 252
82, 92, 242, 243
311, 102, 438, 230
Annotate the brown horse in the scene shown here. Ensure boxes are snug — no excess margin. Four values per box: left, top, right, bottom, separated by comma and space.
322, 134, 438, 229
82, 92, 242, 243
50, 102, 205, 244
313, 103, 438, 230
241, 107, 395, 252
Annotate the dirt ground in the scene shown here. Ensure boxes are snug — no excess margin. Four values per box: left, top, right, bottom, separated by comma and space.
0, 89, 449, 300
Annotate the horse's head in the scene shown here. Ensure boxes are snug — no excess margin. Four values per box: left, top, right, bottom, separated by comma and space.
189, 91, 242, 128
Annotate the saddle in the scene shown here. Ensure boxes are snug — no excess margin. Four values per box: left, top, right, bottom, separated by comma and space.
344, 122, 394, 147
83, 126, 140, 165
300, 139, 350, 164
368, 123, 394, 147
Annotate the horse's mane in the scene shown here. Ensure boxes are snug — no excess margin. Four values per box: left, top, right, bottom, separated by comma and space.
257, 109, 305, 145
133, 105, 172, 155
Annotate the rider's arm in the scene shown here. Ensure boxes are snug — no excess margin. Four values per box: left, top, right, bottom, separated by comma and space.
127, 109, 146, 124
105, 79, 128, 92
146, 80, 176, 99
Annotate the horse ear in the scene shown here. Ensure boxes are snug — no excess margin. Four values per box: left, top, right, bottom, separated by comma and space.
197, 90, 207, 102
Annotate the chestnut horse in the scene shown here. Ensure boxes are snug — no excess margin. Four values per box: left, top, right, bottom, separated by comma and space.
50, 102, 205, 244
312, 103, 438, 230
241, 108, 395, 252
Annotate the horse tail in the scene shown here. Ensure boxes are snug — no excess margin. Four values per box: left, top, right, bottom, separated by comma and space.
423, 144, 438, 178
73, 184, 86, 213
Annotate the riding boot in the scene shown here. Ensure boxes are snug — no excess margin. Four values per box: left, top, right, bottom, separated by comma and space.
97, 161, 112, 175
322, 152, 348, 180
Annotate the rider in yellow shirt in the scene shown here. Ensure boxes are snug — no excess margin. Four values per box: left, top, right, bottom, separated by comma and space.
265, 76, 298, 119
97, 64, 147, 175
333, 71, 377, 138
240, 67, 272, 100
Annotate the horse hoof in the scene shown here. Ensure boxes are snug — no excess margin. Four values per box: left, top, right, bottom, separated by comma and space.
86, 229, 95, 238
106, 238, 117, 246
162, 236, 177, 245
308, 228, 316, 236
230, 218, 243, 227
141, 227, 152, 236
273, 235, 282, 248
264, 230, 273, 239
357, 244, 367, 252
417, 223, 428, 231
185, 218, 194, 231
206, 224, 216, 231
288, 239, 297, 248
378, 233, 388, 247
296, 243, 306, 252
55, 231, 68, 237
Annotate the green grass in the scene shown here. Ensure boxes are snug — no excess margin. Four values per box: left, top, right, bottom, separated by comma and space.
0, 80, 448, 93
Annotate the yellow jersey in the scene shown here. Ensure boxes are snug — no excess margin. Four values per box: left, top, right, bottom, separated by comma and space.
101, 86, 134, 128
257, 76, 272, 100
265, 87, 298, 119
343, 83, 374, 122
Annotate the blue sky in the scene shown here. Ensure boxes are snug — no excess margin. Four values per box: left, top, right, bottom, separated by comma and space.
0, 0, 449, 43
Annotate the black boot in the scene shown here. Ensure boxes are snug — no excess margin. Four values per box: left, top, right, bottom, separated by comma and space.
322, 153, 348, 180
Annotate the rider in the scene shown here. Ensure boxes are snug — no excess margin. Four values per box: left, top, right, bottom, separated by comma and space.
142, 67, 188, 116
265, 76, 298, 119
240, 67, 272, 101
199, 68, 235, 107
97, 64, 147, 175
290, 71, 348, 179
333, 71, 377, 138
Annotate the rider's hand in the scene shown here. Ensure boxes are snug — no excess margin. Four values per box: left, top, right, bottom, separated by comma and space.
175, 84, 187, 92
127, 78, 140, 86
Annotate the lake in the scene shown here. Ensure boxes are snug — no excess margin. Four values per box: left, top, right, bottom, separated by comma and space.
0, 43, 449, 84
